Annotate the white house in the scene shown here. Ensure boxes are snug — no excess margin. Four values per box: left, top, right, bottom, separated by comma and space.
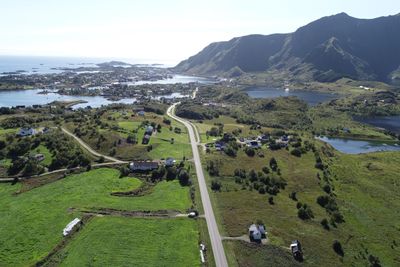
63, 218, 81, 236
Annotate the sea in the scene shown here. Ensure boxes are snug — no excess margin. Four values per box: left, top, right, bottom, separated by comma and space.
0, 55, 172, 75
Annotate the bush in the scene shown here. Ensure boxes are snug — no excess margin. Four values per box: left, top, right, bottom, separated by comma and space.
323, 184, 331, 193
224, 145, 237, 157
298, 204, 314, 220
333, 240, 344, 256
119, 166, 130, 178
321, 218, 330, 230
211, 180, 222, 191
290, 148, 302, 157
289, 191, 297, 201
269, 157, 278, 171
244, 147, 255, 157
178, 169, 190, 186
207, 160, 220, 176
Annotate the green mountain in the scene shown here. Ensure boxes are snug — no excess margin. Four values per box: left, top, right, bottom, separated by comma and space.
175, 13, 400, 83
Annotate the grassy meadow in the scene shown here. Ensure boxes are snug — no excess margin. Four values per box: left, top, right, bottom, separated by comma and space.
0, 168, 192, 266
198, 117, 400, 266
56, 217, 200, 267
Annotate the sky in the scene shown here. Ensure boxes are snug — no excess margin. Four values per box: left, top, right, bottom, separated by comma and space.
0, 0, 399, 65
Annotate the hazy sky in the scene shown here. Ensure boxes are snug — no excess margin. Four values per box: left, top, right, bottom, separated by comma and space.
0, 0, 399, 64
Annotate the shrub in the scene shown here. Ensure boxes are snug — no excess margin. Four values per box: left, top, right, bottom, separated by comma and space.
321, 218, 330, 230
211, 180, 222, 191
289, 191, 297, 201
244, 147, 255, 157
298, 204, 314, 220
178, 169, 190, 186
291, 148, 302, 157
269, 157, 278, 171
333, 240, 344, 256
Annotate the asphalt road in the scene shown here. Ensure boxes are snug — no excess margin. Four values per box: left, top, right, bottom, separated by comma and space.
167, 104, 228, 267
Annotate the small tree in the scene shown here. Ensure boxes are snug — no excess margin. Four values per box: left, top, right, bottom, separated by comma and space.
178, 169, 190, 186
269, 157, 278, 171
211, 180, 222, 191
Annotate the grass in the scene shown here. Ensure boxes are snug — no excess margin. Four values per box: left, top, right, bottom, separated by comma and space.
224, 241, 301, 267
56, 217, 200, 267
0, 168, 191, 266
194, 112, 400, 266
32, 144, 53, 166
65, 110, 192, 160
202, 144, 400, 266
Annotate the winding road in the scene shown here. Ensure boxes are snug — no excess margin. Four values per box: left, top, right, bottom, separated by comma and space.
167, 103, 228, 267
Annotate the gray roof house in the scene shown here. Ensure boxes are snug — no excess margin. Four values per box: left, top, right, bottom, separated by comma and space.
18, 128, 36, 137
248, 224, 267, 242
129, 161, 159, 171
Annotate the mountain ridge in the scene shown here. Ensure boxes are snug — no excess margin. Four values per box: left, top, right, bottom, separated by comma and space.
175, 13, 400, 83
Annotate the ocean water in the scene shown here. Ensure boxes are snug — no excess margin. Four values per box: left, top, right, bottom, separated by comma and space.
0, 56, 110, 75
0, 56, 172, 75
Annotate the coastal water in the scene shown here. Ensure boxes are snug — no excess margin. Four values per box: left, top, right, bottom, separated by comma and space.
246, 87, 339, 106
125, 75, 216, 85
0, 89, 137, 109
0, 56, 104, 75
0, 89, 189, 109
354, 116, 400, 134
317, 136, 400, 154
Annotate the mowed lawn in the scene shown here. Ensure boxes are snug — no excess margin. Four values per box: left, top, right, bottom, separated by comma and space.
0, 168, 192, 266
58, 217, 200, 267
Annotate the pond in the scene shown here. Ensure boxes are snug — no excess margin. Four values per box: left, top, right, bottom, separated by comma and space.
354, 116, 400, 134
316, 136, 400, 154
246, 87, 339, 106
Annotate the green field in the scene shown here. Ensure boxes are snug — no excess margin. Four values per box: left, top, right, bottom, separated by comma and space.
203, 144, 400, 266
56, 217, 200, 267
192, 111, 400, 266
65, 110, 192, 160
0, 168, 192, 266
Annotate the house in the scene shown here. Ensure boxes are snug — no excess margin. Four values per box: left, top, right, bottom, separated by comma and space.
142, 134, 151, 145
63, 218, 81, 236
129, 161, 159, 171
34, 154, 45, 162
145, 126, 154, 135
215, 141, 226, 151
18, 128, 36, 137
248, 224, 262, 242
138, 111, 145, 116
290, 240, 303, 260
248, 224, 267, 242
165, 157, 176, 167
246, 140, 261, 149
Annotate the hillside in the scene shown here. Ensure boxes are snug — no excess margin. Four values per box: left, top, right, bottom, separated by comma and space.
175, 13, 400, 83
